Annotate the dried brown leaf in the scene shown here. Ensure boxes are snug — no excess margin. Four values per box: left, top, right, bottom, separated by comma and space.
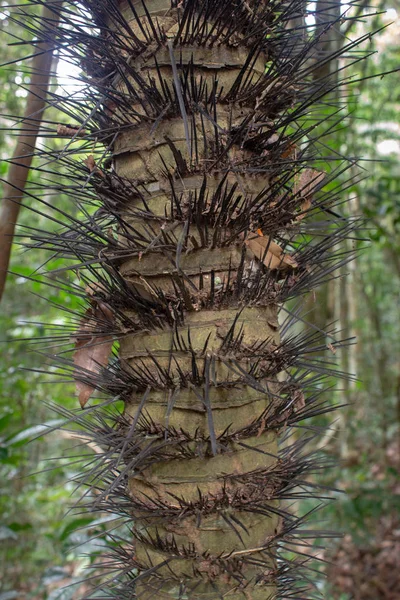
246, 234, 298, 270
84, 154, 105, 177
294, 168, 325, 219
293, 389, 306, 411
85, 281, 108, 297
295, 168, 326, 197
73, 303, 114, 408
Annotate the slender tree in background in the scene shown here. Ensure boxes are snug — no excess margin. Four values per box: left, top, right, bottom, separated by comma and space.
0, 3, 60, 300
2, 1, 381, 598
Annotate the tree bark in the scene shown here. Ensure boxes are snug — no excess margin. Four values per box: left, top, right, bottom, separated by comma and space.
0, 3, 60, 301
113, 4, 282, 596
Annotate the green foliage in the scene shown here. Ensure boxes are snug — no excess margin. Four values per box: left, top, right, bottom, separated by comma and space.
0, 10, 90, 593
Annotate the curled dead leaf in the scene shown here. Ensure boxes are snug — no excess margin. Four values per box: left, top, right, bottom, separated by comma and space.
292, 389, 306, 411
84, 154, 105, 177
280, 142, 297, 159
85, 281, 108, 298
73, 301, 114, 408
294, 168, 326, 219
245, 233, 298, 270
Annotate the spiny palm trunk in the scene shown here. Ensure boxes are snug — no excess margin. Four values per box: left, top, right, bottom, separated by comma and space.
115, 4, 283, 597
6, 0, 372, 598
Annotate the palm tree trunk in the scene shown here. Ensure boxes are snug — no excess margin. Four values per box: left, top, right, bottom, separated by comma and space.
112, 6, 284, 596
6, 0, 374, 597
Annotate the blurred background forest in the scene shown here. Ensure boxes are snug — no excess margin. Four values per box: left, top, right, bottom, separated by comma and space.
0, 1, 399, 599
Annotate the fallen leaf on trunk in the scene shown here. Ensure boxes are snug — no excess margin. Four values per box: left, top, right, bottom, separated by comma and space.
292, 388, 306, 411
280, 142, 297, 159
294, 168, 325, 219
73, 302, 114, 408
85, 281, 109, 297
84, 154, 105, 178
246, 234, 298, 270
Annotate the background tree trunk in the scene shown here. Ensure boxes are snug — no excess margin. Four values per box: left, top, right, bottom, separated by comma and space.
0, 3, 59, 300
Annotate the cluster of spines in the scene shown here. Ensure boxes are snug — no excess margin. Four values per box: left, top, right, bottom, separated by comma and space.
2, 0, 376, 598
17, 157, 362, 315
48, 395, 335, 598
